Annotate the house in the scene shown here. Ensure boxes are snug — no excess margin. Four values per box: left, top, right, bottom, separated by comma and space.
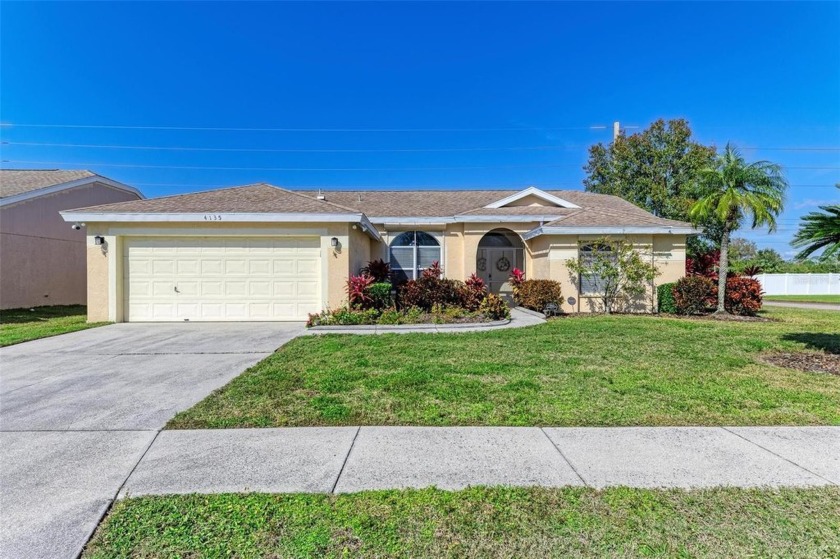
0, 170, 143, 310
60, 183, 697, 322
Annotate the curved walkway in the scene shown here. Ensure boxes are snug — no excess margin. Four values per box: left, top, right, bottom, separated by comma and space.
307, 307, 545, 335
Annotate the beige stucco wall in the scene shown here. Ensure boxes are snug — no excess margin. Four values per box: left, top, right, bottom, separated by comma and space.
0, 183, 140, 310
83, 217, 687, 321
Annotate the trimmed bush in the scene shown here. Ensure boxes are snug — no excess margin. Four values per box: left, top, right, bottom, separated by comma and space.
657, 282, 677, 314
673, 276, 716, 315
479, 293, 511, 320
366, 282, 393, 310
461, 274, 488, 312
514, 279, 563, 312
398, 262, 466, 311
725, 277, 763, 316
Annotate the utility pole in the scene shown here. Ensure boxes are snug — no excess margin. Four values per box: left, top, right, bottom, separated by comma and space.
613, 121, 621, 141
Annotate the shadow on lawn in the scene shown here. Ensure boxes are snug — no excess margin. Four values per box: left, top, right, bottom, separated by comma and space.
0, 305, 87, 324
782, 333, 840, 355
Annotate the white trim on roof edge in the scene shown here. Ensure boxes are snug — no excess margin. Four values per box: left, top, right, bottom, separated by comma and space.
0, 176, 144, 207
484, 187, 581, 210
369, 215, 571, 224
523, 225, 701, 240
59, 211, 383, 242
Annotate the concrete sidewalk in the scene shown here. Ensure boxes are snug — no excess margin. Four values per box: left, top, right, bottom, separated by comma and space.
120, 426, 839, 498
764, 301, 840, 311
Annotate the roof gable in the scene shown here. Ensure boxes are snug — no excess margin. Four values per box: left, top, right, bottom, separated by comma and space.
0, 169, 143, 207
484, 187, 581, 209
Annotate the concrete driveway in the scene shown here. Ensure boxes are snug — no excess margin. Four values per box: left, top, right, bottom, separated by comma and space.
0, 322, 304, 559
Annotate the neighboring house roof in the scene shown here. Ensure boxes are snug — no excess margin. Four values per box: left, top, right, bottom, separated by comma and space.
0, 169, 144, 206
61, 182, 698, 239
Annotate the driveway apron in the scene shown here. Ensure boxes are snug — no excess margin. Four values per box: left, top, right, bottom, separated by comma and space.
0, 322, 304, 559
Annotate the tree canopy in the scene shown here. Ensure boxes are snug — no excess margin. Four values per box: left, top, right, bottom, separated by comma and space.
791, 187, 840, 262
583, 119, 719, 249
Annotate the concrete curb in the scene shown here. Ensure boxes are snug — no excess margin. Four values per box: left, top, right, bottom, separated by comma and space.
513, 306, 547, 319
308, 318, 511, 334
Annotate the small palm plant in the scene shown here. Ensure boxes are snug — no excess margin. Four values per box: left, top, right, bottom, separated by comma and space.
689, 144, 787, 314
791, 187, 840, 261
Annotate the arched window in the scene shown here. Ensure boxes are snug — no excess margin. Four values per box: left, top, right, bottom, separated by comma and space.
390, 231, 441, 282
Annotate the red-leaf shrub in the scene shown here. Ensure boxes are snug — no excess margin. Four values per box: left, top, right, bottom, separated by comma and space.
673, 276, 716, 315
398, 272, 464, 311
741, 265, 762, 278
513, 279, 563, 312
421, 261, 443, 279
461, 273, 488, 311
509, 268, 525, 289
724, 277, 763, 316
360, 259, 391, 283
686, 249, 719, 279
346, 274, 375, 309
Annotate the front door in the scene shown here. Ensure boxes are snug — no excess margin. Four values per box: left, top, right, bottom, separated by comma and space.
477, 248, 518, 296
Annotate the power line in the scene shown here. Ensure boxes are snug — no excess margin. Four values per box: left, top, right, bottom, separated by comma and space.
0, 122, 607, 133
0, 141, 590, 154
3, 140, 840, 153
4, 160, 840, 172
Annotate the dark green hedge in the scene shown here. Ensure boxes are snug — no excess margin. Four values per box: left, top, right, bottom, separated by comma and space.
657, 282, 677, 314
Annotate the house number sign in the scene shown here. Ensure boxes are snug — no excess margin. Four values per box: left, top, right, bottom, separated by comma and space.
203, 214, 223, 221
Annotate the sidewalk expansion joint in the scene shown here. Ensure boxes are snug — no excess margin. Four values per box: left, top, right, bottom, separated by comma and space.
539, 427, 588, 487
331, 426, 361, 493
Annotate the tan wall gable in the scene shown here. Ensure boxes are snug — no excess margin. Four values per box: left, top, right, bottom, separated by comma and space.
502, 193, 558, 207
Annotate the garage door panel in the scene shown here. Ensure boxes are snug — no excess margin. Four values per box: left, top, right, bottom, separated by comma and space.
125, 236, 321, 321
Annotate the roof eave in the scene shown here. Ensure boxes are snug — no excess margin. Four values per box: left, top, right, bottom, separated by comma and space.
523, 225, 702, 240
58, 211, 384, 241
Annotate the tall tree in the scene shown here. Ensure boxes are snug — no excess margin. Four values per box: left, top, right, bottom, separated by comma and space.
689, 144, 788, 314
583, 118, 719, 251
791, 187, 840, 261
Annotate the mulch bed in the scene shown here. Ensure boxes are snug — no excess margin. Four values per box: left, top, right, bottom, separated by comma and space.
759, 352, 840, 376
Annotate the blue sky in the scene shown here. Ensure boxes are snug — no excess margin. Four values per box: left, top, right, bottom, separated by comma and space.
2, 1, 838, 255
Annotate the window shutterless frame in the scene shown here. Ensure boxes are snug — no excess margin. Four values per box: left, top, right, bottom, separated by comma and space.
389, 231, 441, 280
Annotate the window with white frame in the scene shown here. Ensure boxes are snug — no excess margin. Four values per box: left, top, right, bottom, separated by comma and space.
389, 231, 441, 282
579, 243, 615, 294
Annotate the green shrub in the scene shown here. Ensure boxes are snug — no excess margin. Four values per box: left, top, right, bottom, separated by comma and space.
657, 282, 677, 314
377, 308, 403, 325
673, 276, 716, 315
479, 293, 510, 320
306, 308, 380, 326
514, 279, 563, 312
366, 282, 393, 310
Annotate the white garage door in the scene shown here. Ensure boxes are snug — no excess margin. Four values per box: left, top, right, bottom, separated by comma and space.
124, 236, 321, 321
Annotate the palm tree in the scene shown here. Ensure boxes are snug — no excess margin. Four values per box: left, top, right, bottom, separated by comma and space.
791, 187, 840, 261
689, 144, 787, 313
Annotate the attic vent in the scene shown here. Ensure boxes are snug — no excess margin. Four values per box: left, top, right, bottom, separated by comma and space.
316, 189, 326, 201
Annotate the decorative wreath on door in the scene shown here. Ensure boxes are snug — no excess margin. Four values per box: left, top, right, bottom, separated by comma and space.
477, 257, 487, 271
496, 256, 511, 272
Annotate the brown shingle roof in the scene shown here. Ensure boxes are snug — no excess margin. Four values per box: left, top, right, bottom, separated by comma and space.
65, 183, 694, 229
0, 169, 95, 198
66, 183, 362, 214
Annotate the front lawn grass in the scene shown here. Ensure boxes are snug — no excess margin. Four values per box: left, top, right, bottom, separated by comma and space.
765, 294, 840, 304
83, 487, 840, 558
168, 307, 840, 428
0, 305, 107, 347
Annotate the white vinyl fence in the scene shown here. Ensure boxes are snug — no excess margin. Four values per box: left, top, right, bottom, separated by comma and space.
755, 273, 839, 295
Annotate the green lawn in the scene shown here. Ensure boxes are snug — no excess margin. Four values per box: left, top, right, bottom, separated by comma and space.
83, 487, 840, 558
0, 305, 107, 347
765, 295, 840, 304
169, 307, 840, 429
